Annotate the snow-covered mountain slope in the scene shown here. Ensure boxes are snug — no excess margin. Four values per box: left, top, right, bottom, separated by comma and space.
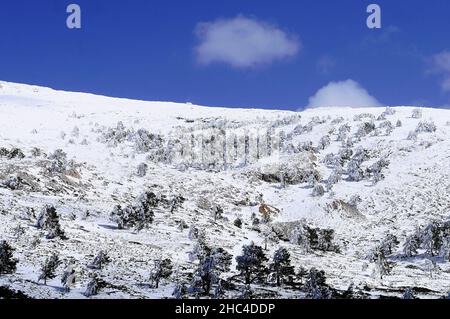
1, 81, 450, 299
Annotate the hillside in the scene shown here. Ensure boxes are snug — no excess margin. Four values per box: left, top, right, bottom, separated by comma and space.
1, 81, 450, 299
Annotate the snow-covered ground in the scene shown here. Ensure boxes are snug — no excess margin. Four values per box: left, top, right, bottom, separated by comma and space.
1, 81, 449, 299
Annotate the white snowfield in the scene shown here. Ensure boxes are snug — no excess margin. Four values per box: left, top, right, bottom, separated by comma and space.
0, 80, 450, 299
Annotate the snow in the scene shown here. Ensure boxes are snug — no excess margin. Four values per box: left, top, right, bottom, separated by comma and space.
1, 81, 450, 299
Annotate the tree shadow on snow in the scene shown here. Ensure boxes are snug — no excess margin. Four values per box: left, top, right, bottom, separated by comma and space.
97, 224, 119, 230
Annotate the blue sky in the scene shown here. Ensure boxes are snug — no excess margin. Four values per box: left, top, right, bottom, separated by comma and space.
1, 0, 450, 110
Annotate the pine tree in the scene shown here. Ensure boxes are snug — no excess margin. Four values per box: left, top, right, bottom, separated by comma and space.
213, 279, 225, 299
312, 184, 325, 197
211, 205, 223, 222
412, 108, 423, 119
110, 191, 156, 231
172, 283, 187, 299
296, 266, 308, 285
149, 259, 173, 288
290, 225, 311, 253
421, 222, 443, 257
305, 268, 332, 299
269, 247, 295, 286
234, 217, 243, 228
189, 246, 232, 296
36, 205, 66, 240
136, 163, 148, 177
380, 234, 399, 255
402, 288, 415, 299
61, 264, 76, 293
318, 135, 331, 150
38, 253, 61, 285
236, 242, 268, 285
347, 160, 365, 182
84, 274, 106, 297
372, 247, 394, 279
88, 251, 111, 270
0, 240, 18, 275
403, 233, 421, 257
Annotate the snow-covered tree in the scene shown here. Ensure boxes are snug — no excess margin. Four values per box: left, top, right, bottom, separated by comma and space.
325, 169, 342, 191
0, 241, 18, 275
149, 258, 173, 288
337, 124, 351, 142
46, 149, 70, 175
305, 268, 332, 299
192, 247, 232, 295
355, 121, 376, 139
317, 229, 339, 252
307, 174, 318, 188
379, 120, 394, 136
379, 234, 399, 255
88, 251, 111, 270
347, 159, 365, 182
211, 205, 224, 222
172, 283, 187, 299
318, 135, 331, 150
416, 121, 437, 134
411, 108, 423, 119
372, 247, 394, 279
236, 242, 268, 285
420, 221, 443, 257
38, 253, 61, 285
290, 225, 311, 253
369, 159, 390, 184
403, 233, 421, 257
312, 184, 325, 197
61, 264, 76, 293
213, 279, 225, 299
269, 247, 295, 286
136, 163, 148, 177
168, 195, 185, 213
110, 191, 157, 231
296, 266, 308, 285
84, 274, 106, 297
402, 288, 415, 299
234, 217, 243, 228
36, 205, 66, 240
424, 259, 439, 279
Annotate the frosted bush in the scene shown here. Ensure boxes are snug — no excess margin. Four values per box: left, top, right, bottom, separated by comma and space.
318, 135, 331, 150
354, 113, 375, 122
411, 108, 423, 119
337, 124, 351, 141
379, 121, 394, 135
136, 163, 148, 177
312, 184, 325, 197
133, 129, 164, 153
415, 121, 437, 133
355, 121, 376, 139
330, 117, 344, 125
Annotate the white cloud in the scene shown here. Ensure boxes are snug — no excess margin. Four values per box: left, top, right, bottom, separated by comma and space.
429, 51, 450, 92
307, 80, 383, 108
194, 16, 300, 68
